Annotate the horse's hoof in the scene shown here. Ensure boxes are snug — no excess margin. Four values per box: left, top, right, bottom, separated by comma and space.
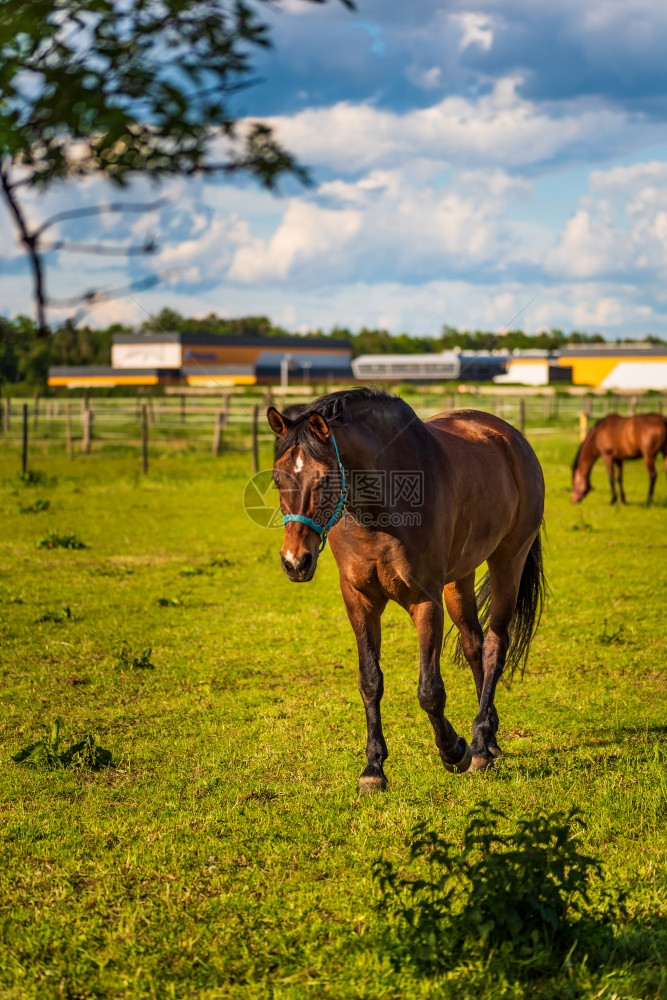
469, 754, 495, 772
489, 744, 502, 759
359, 774, 387, 793
442, 743, 472, 774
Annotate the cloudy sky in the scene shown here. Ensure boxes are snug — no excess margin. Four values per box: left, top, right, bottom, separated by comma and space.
3, 0, 667, 338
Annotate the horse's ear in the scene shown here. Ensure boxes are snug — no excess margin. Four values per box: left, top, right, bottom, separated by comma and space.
309, 412, 330, 443
267, 406, 292, 437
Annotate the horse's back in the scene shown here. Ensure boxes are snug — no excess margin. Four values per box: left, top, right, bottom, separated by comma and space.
426, 408, 545, 515
595, 413, 666, 457
426, 408, 539, 466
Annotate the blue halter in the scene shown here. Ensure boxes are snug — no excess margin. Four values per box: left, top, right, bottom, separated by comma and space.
283, 433, 347, 552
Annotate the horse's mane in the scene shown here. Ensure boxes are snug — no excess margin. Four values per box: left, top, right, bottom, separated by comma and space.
274, 387, 420, 462
572, 416, 607, 472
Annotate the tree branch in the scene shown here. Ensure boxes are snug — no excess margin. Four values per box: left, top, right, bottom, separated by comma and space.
42, 237, 159, 256
0, 165, 48, 335
50, 274, 162, 310
34, 199, 169, 237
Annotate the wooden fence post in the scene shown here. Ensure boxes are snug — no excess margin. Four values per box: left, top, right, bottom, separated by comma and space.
3, 398, 9, 432
21, 403, 28, 475
82, 408, 93, 454
518, 398, 526, 435
252, 404, 259, 474
180, 394, 186, 424
141, 403, 149, 475
629, 395, 638, 416
212, 409, 225, 456
65, 403, 73, 460
579, 411, 589, 442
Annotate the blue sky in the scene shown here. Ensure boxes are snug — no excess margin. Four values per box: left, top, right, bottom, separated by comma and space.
4, 0, 667, 338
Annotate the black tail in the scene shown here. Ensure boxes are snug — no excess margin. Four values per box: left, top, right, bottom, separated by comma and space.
454, 528, 547, 685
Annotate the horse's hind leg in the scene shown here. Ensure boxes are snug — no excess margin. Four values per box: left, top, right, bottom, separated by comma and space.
643, 453, 657, 505
340, 580, 389, 792
444, 574, 501, 759
410, 599, 471, 774
468, 551, 530, 771
614, 460, 627, 504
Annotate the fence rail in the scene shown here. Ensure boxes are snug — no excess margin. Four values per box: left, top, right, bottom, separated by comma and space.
1, 387, 665, 475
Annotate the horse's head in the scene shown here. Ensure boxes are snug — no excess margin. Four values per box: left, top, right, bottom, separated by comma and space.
571, 466, 591, 503
268, 406, 344, 583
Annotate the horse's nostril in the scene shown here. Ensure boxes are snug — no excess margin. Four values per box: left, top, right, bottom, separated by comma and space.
299, 552, 312, 574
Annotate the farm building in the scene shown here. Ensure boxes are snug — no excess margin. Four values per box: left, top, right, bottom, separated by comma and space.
48, 332, 353, 388
351, 351, 508, 382
494, 351, 572, 386
556, 344, 667, 389
351, 351, 460, 381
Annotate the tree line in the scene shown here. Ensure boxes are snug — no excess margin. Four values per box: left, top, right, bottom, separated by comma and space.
0, 309, 664, 390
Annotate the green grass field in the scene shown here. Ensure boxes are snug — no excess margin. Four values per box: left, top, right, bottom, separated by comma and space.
1, 426, 665, 1000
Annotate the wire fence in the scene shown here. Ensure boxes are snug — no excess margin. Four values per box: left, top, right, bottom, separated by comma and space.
1, 385, 665, 476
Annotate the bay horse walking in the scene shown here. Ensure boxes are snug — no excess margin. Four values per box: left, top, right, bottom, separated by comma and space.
268, 388, 546, 790
571, 413, 667, 505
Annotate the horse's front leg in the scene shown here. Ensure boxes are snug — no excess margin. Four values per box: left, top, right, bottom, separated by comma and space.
603, 453, 617, 503
410, 599, 471, 774
340, 580, 389, 792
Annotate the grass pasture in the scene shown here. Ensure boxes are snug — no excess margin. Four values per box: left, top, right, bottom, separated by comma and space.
0, 422, 666, 999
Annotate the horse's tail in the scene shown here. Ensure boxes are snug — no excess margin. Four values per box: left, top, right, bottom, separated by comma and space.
467, 527, 547, 685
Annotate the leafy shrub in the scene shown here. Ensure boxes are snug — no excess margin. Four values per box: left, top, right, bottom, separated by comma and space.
372, 804, 612, 978
597, 619, 630, 645
36, 530, 87, 550
115, 641, 154, 670
11, 718, 113, 772
17, 498, 50, 514
35, 605, 73, 624
16, 469, 57, 488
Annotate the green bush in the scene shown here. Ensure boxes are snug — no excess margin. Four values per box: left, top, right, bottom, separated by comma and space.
11, 718, 113, 772
372, 804, 618, 979
36, 530, 86, 549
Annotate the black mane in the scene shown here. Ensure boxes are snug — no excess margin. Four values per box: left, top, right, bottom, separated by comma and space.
274, 387, 417, 462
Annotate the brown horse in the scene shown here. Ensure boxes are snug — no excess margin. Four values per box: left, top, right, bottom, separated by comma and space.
267, 388, 545, 789
571, 413, 667, 505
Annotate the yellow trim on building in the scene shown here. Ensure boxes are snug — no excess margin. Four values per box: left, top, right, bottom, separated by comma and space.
48, 375, 161, 387
185, 374, 257, 387
558, 355, 667, 386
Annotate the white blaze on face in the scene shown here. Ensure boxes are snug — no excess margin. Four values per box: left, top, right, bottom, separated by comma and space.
293, 453, 304, 474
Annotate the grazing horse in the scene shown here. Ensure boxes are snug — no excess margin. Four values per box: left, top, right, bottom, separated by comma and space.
267, 388, 545, 789
571, 413, 667, 505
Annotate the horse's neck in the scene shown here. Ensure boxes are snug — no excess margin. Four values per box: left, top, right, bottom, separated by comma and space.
338, 420, 430, 513
578, 433, 599, 475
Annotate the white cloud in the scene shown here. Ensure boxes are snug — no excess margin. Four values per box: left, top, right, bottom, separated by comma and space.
454, 12, 494, 52
228, 200, 362, 283
547, 159, 667, 281
269, 79, 652, 174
